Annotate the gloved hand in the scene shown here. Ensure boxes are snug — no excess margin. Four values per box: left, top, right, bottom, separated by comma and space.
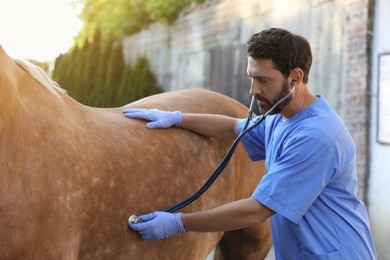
129, 211, 186, 240
122, 108, 182, 129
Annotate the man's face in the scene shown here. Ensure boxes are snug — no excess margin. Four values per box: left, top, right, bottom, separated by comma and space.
247, 57, 293, 115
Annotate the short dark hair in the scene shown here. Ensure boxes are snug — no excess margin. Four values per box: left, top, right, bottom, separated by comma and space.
246, 28, 312, 83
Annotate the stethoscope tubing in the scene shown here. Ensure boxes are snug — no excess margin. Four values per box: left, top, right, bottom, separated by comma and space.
164, 113, 264, 213
164, 86, 295, 213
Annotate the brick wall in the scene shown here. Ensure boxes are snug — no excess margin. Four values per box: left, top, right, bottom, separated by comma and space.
344, 0, 374, 199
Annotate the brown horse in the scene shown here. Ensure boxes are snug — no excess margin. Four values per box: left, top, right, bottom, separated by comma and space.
0, 45, 271, 259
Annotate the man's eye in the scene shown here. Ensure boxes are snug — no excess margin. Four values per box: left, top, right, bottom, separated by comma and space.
259, 79, 268, 84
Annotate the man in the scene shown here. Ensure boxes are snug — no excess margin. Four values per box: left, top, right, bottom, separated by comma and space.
123, 28, 376, 259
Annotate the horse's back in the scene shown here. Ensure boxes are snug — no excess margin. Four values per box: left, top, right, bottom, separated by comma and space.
1, 88, 271, 259
127, 88, 248, 116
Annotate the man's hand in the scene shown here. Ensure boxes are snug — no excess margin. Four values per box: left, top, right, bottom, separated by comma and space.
129, 211, 186, 240
122, 108, 182, 129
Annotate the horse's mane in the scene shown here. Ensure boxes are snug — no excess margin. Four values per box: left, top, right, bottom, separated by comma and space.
13, 59, 67, 97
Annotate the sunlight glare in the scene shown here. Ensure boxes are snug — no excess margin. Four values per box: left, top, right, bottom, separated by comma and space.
0, 0, 83, 61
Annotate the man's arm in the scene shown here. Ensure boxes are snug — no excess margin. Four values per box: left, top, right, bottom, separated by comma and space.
182, 198, 274, 232
123, 108, 240, 140
129, 198, 274, 240
181, 113, 239, 140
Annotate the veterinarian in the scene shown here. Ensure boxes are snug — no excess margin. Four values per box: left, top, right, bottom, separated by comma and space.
123, 28, 376, 259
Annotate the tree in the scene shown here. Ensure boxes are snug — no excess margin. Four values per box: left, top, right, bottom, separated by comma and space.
128, 57, 162, 101
73, 0, 205, 45
52, 31, 163, 108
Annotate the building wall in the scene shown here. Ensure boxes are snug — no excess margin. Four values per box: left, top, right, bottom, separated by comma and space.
344, 0, 373, 202
368, 0, 390, 258
123, 0, 347, 111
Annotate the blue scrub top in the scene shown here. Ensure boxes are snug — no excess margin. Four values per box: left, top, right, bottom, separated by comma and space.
237, 96, 376, 259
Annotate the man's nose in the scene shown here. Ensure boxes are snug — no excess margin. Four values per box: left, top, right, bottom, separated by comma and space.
249, 82, 261, 97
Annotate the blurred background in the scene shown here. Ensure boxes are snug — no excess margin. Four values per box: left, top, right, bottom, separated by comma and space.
1, 0, 389, 258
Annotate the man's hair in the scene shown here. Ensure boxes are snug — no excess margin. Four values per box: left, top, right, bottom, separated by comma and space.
246, 28, 312, 83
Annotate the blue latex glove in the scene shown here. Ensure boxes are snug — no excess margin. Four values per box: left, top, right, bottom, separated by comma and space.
129, 211, 186, 240
122, 108, 182, 129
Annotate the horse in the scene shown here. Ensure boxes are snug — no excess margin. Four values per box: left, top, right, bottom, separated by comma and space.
0, 45, 271, 260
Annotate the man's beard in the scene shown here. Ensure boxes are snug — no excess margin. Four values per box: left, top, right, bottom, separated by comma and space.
256, 79, 293, 115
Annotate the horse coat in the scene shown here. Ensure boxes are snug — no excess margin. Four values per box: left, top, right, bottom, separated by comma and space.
0, 45, 271, 259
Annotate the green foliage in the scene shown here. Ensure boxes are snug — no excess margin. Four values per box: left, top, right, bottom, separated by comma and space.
73, 0, 205, 45
52, 30, 163, 107
144, 0, 204, 24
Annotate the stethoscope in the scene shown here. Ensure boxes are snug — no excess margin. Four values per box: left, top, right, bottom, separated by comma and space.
129, 82, 296, 225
